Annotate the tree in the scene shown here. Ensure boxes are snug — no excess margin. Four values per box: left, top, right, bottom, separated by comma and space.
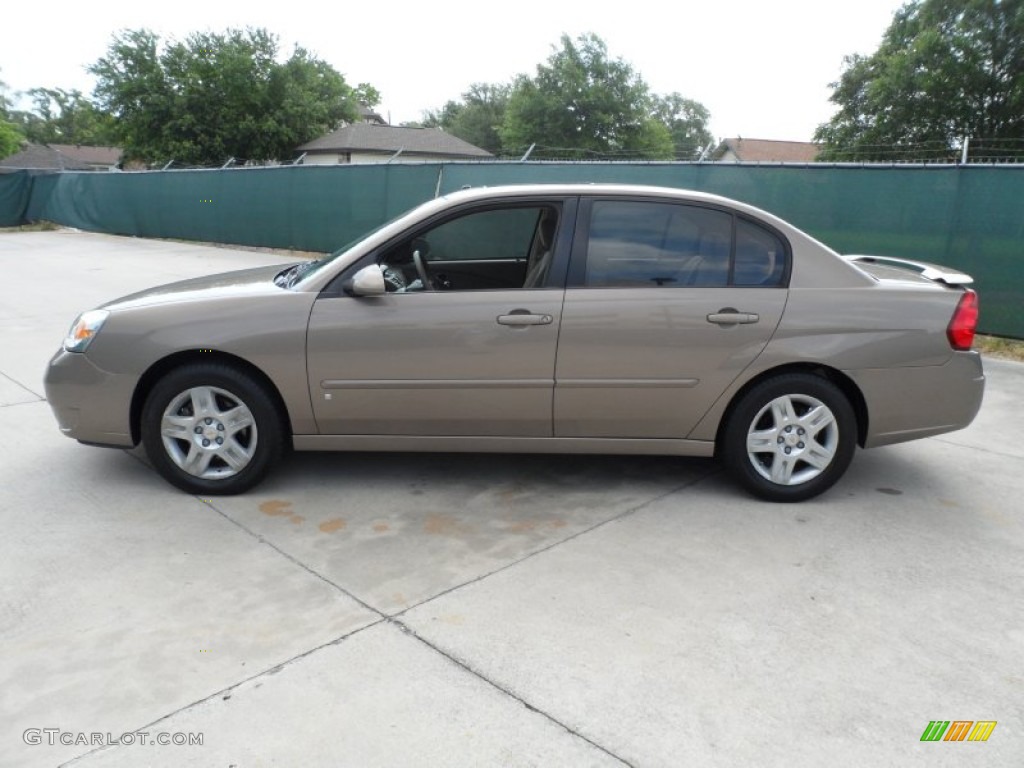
8, 88, 115, 145
353, 83, 382, 108
0, 69, 11, 118
0, 70, 22, 159
815, 0, 1024, 161
649, 92, 714, 160
0, 121, 21, 159
90, 28, 364, 165
422, 83, 509, 152
499, 33, 675, 159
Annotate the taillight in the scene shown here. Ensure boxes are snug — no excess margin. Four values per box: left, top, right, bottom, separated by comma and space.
946, 289, 978, 350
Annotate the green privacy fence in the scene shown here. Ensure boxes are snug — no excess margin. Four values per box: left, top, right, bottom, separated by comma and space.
0, 171, 34, 226
1, 162, 1021, 337
18, 164, 441, 252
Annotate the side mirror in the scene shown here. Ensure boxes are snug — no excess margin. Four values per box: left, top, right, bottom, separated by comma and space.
343, 265, 386, 297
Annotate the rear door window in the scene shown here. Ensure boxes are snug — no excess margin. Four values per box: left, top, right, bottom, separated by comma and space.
734, 218, 787, 286
584, 201, 732, 287
581, 200, 789, 288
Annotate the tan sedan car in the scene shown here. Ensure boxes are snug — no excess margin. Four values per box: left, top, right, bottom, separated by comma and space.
44, 184, 984, 501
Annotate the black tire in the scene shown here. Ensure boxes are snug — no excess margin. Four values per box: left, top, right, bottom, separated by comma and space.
721, 373, 857, 502
141, 363, 284, 495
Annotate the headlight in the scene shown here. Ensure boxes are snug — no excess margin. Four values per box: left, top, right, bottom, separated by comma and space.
63, 310, 110, 353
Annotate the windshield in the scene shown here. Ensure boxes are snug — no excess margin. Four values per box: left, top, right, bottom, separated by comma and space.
287, 203, 429, 287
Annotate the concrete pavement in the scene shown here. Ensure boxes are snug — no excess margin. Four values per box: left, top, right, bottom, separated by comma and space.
1, 231, 1020, 767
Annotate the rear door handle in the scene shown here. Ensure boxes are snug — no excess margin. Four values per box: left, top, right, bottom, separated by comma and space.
707, 309, 759, 325
497, 310, 553, 327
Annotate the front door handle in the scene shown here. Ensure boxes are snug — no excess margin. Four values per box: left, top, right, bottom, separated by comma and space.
497, 310, 553, 327
707, 308, 759, 325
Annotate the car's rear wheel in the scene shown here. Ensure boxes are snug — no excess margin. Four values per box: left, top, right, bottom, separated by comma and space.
722, 373, 856, 502
141, 363, 283, 495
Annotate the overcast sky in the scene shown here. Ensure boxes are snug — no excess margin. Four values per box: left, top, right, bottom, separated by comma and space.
3, 0, 904, 143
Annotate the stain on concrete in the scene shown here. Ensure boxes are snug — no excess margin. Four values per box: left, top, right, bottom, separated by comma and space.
319, 518, 347, 534
498, 484, 525, 504
503, 518, 568, 534
373, 522, 391, 533
876, 488, 904, 496
259, 500, 293, 516
505, 519, 538, 534
423, 514, 474, 536
289, 515, 304, 525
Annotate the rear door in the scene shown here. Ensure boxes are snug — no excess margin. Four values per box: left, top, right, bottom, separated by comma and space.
306, 197, 576, 436
554, 197, 788, 438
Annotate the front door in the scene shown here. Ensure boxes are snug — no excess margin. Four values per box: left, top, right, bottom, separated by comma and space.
307, 200, 572, 436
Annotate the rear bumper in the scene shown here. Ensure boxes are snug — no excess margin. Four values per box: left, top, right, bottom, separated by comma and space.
43, 349, 137, 447
849, 352, 985, 448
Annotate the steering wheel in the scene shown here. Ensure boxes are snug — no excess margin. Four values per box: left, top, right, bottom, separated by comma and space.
411, 239, 435, 290
381, 265, 407, 292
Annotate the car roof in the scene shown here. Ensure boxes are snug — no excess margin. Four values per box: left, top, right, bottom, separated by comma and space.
436, 183, 786, 226
441, 183, 735, 206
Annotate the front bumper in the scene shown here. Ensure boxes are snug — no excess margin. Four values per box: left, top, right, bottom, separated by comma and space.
43, 349, 137, 447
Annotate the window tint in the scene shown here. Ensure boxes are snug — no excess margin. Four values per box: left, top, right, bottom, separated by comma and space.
375, 205, 559, 292
423, 208, 544, 262
734, 218, 786, 286
585, 201, 732, 287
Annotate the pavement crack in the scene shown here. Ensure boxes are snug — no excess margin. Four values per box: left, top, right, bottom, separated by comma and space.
393, 465, 722, 619
81, 461, 712, 768
0, 398, 45, 408
124, 452, 385, 619
199, 497, 385, 617
0, 369, 45, 400
59, 619, 386, 767
932, 437, 1022, 460
397, 620, 636, 767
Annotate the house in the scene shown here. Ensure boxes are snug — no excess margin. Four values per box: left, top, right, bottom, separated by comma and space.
48, 144, 122, 170
297, 123, 492, 165
357, 105, 387, 125
713, 138, 820, 163
0, 143, 122, 171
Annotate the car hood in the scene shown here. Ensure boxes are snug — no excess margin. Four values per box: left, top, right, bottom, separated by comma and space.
99, 264, 294, 311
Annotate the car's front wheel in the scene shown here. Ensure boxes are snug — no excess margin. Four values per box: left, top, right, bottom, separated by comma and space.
141, 363, 284, 494
722, 373, 856, 502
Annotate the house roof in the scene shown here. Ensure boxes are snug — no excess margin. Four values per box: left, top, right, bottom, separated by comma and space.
0, 143, 99, 170
48, 144, 122, 166
714, 138, 820, 163
357, 105, 387, 125
298, 123, 492, 158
